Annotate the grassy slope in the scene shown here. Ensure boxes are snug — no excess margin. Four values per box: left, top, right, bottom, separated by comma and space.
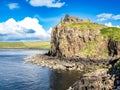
63, 22, 106, 30
0, 41, 50, 49
101, 27, 120, 42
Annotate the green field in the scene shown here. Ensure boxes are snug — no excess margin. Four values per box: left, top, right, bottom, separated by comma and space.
0, 41, 50, 49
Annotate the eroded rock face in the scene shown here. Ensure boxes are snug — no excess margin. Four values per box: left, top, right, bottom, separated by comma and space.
108, 39, 120, 57
109, 59, 120, 90
68, 69, 114, 90
50, 14, 120, 59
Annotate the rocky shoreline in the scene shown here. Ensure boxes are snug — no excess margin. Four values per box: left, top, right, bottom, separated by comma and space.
25, 53, 120, 90
25, 54, 83, 71
68, 68, 114, 90
25, 53, 110, 71
68, 59, 120, 90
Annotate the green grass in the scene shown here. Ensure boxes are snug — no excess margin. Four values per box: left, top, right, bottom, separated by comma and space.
101, 27, 120, 42
0, 41, 50, 49
116, 60, 120, 71
80, 41, 98, 57
62, 22, 106, 30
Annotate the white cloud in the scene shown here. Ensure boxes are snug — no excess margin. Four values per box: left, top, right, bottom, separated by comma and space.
0, 17, 51, 41
47, 27, 52, 34
97, 13, 120, 21
97, 13, 113, 21
7, 3, 20, 10
112, 15, 120, 20
27, 0, 65, 8
105, 22, 112, 27
105, 22, 120, 28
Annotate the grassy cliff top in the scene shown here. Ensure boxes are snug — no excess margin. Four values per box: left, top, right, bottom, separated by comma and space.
101, 27, 120, 42
60, 14, 106, 31
61, 21, 120, 42
61, 22, 106, 31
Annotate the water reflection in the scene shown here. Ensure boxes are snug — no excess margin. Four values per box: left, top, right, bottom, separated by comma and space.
50, 70, 82, 90
0, 49, 82, 90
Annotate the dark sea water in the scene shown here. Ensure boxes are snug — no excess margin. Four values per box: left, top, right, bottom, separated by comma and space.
0, 49, 82, 90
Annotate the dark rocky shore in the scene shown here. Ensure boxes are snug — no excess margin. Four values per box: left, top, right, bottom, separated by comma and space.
68, 69, 114, 90
25, 54, 110, 71
68, 58, 120, 90
25, 54, 120, 90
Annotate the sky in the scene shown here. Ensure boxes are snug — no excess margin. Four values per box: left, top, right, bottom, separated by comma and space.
0, 0, 120, 41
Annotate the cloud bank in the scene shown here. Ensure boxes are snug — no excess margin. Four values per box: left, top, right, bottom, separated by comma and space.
0, 17, 51, 41
97, 13, 120, 21
105, 22, 120, 28
27, 0, 65, 8
7, 3, 20, 10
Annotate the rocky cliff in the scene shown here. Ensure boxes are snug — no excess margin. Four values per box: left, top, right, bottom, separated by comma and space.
50, 14, 120, 59
26, 14, 120, 90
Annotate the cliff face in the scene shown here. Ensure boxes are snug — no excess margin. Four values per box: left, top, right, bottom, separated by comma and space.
50, 14, 120, 59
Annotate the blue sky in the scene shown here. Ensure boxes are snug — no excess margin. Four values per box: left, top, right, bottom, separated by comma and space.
0, 0, 120, 41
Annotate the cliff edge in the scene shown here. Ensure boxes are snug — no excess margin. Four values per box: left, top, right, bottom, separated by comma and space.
49, 14, 120, 59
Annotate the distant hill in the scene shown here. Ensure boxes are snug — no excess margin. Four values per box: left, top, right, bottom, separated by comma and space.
0, 41, 50, 49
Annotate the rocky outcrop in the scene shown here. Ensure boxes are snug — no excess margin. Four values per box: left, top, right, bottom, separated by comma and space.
48, 15, 120, 89
62, 14, 90, 23
25, 14, 120, 90
68, 58, 120, 90
108, 39, 120, 57
68, 69, 114, 90
109, 59, 120, 90
49, 14, 120, 59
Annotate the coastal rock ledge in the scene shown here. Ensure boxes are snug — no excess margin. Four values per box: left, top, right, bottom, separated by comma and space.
68, 59, 120, 90
68, 69, 114, 90
25, 54, 109, 71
